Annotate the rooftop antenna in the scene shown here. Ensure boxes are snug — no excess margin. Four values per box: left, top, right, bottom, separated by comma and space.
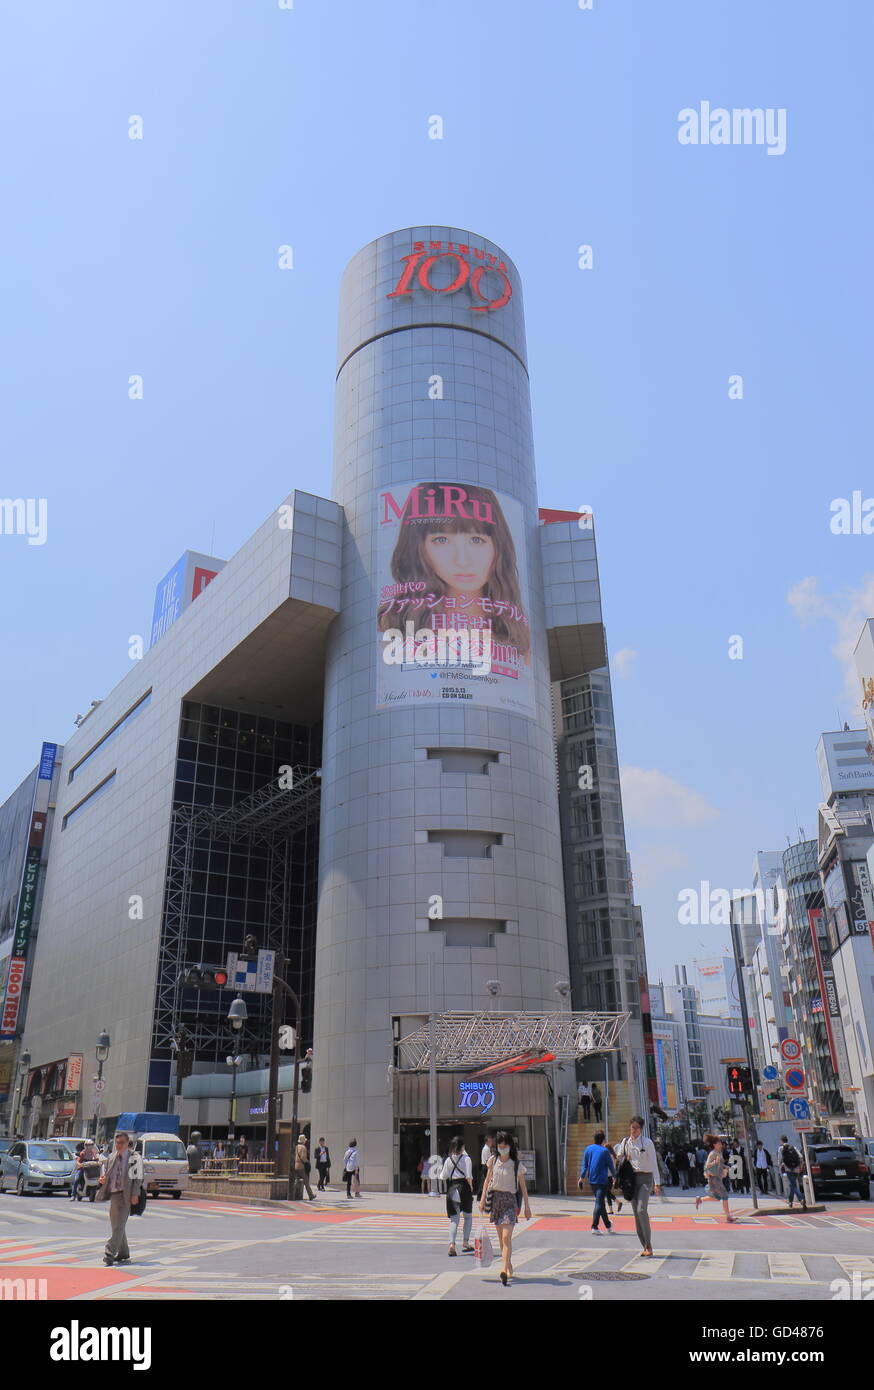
210, 520, 216, 555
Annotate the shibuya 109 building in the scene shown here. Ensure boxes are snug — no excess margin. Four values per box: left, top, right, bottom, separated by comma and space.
1, 228, 651, 1190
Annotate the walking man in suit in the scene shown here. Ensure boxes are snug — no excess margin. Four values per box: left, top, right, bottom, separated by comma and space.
97, 1131, 143, 1266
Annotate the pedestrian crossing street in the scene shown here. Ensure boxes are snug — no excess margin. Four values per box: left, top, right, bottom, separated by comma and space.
546, 1247, 874, 1286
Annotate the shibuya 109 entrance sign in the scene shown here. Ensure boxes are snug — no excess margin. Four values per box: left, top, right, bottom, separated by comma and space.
387, 239, 513, 313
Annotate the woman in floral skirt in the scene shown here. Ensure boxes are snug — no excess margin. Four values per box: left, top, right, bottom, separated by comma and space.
478, 1130, 532, 1285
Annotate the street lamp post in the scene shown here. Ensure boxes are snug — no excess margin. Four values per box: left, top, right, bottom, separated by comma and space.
12, 1049, 31, 1136
90, 1030, 110, 1140
225, 1054, 243, 1143
226, 995, 248, 1147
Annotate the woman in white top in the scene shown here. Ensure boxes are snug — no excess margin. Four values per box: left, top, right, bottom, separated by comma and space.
614, 1116, 661, 1257
479, 1130, 532, 1285
441, 1137, 474, 1256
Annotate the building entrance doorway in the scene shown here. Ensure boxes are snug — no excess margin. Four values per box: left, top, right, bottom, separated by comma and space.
397, 1120, 520, 1193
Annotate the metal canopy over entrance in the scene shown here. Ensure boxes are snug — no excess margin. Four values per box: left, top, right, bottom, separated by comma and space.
396, 1009, 629, 1070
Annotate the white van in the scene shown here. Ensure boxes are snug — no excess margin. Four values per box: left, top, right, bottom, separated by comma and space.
130, 1133, 190, 1199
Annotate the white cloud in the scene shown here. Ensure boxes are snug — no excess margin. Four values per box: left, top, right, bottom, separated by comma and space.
620, 765, 719, 827
787, 574, 874, 711
612, 648, 637, 679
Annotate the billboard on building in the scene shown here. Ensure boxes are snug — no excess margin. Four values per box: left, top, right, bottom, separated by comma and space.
816, 731, 874, 800
654, 1030, 680, 1110
150, 551, 226, 648
0, 741, 57, 1039
376, 482, 535, 718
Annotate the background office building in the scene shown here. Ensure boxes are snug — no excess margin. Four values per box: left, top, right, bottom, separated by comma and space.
7, 228, 647, 1186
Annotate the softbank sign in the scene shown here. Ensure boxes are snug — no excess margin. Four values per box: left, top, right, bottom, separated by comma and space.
387, 240, 512, 312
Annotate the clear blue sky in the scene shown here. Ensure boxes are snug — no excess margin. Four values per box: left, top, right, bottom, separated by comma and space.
2, 1, 871, 981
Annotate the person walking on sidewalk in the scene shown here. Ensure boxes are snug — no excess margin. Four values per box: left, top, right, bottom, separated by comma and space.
615, 1116, 661, 1257
478, 1134, 494, 1197
754, 1141, 772, 1194
777, 1135, 807, 1209
675, 1146, 689, 1190
315, 1138, 331, 1190
294, 1134, 317, 1201
591, 1081, 603, 1123
579, 1129, 616, 1234
343, 1139, 361, 1198
695, 1136, 736, 1223
96, 1131, 142, 1266
479, 1131, 531, 1286
578, 1081, 592, 1122
442, 1137, 475, 1256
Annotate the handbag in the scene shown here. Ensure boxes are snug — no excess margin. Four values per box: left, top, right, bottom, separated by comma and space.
474, 1221, 494, 1269
616, 1140, 636, 1202
130, 1188, 147, 1217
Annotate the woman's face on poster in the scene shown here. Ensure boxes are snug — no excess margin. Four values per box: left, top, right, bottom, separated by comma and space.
423, 528, 495, 596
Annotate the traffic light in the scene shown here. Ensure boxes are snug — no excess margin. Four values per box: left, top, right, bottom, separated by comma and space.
726, 1064, 753, 1098
180, 964, 229, 989
766, 1089, 785, 1101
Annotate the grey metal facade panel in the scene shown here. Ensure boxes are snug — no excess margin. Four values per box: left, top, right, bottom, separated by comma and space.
336, 227, 529, 374
314, 227, 574, 1188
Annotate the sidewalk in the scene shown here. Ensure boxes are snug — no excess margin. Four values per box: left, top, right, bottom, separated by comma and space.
192, 1184, 825, 1219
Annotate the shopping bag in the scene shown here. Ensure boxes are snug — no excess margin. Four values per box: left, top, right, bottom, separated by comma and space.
474, 1222, 494, 1269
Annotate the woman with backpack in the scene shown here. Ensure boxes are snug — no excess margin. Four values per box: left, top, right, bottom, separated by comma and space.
778, 1135, 807, 1209
441, 1137, 475, 1256
478, 1130, 532, 1286
614, 1116, 661, 1256
695, 1135, 736, 1222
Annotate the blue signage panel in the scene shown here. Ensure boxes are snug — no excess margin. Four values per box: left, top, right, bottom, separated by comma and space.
763, 1065, 778, 1080
38, 743, 57, 781
788, 1098, 810, 1120
457, 1080, 495, 1112
150, 554, 187, 648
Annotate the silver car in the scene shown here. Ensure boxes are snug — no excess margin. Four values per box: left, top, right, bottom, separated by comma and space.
0, 1140, 76, 1195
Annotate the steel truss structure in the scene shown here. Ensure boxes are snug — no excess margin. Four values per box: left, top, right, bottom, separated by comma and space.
153, 768, 321, 1056
396, 1009, 630, 1070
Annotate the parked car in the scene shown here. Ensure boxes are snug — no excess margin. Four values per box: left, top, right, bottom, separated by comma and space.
808, 1143, 870, 1200
0, 1139, 76, 1195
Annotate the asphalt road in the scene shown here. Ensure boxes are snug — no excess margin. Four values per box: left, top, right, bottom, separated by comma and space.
1, 1186, 872, 1302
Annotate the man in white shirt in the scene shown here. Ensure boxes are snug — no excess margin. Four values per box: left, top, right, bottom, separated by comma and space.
578, 1081, 592, 1122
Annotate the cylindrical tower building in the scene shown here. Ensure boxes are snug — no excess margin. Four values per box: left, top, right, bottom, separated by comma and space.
312, 227, 573, 1188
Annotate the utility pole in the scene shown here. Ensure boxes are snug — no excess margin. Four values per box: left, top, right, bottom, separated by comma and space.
427, 953, 438, 1195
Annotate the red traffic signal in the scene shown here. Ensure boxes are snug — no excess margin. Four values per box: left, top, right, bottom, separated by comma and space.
726, 1064, 753, 1097
181, 964, 229, 989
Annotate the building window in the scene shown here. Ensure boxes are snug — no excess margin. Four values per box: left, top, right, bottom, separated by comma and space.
62, 771, 117, 829
68, 691, 152, 784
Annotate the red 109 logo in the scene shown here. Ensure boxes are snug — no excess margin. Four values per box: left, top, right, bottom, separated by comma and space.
387, 240, 512, 312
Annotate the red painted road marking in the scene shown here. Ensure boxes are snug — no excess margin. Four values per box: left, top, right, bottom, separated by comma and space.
0, 1264, 143, 1298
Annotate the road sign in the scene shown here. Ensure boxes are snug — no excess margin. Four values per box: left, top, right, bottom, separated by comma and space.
94, 1079, 105, 1092
794, 1123, 813, 1132
784, 1066, 805, 1092
788, 1097, 810, 1119
780, 1038, 802, 1062
226, 949, 275, 994
763, 1065, 778, 1080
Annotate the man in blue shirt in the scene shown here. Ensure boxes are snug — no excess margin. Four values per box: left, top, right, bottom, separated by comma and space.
579, 1129, 616, 1234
